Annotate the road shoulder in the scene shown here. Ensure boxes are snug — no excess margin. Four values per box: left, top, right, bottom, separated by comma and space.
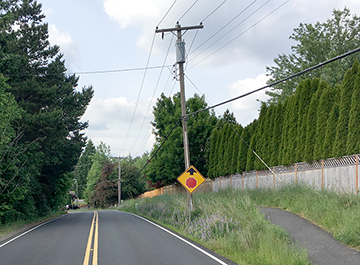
0, 214, 64, 244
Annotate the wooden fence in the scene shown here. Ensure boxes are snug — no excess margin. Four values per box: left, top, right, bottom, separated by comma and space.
138, 154, 360, 199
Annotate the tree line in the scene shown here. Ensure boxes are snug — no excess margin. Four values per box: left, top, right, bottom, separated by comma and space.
208, 60, 360, 177
73, 141, 148, 207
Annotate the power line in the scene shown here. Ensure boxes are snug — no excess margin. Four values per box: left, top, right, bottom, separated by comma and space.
157, 0, 178, 27
69, 66, 172, 75
201, 0, 228, 23
130, 34, 175, 155
178, 0, 199, 22
120, 33, 156, 155
189, 0, 258, 57
186, 47, 360, 117
189, 0, 272, 66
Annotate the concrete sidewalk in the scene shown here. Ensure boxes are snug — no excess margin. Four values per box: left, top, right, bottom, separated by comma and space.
260, 207, 360, 265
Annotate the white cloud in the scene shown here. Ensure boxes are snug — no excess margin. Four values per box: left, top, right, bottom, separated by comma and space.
48, 24, 79, 71
102, 0, 162, 28
82, 96, 156, 156
228, 74, 270, 126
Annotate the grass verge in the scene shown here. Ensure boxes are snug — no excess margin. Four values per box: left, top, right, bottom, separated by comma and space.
0, 211, 65, 240
121, 190, 310, 265
246, 183, 360, 250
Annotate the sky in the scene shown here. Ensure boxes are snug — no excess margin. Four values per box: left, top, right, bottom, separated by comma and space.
40, 0, 360, 158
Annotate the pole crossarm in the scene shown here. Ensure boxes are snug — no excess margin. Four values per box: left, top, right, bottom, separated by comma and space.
155, 23, 204, 33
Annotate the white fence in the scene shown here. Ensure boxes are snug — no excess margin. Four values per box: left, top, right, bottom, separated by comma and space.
212, 154, 360, 194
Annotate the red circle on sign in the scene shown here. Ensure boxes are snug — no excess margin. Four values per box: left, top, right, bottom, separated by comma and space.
186, 177, 197, 188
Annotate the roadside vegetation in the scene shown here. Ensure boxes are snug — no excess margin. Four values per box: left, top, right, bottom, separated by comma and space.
121, 189, 310, 265
0, 211, 65, 239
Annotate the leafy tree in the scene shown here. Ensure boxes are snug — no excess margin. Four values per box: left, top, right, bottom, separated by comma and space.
84, 142, 111, 203
120, 156, 147, 200
73, 140, 96, 198
92, 162, 117, 208
266, 8, 360, 103
146, 93, 217, 185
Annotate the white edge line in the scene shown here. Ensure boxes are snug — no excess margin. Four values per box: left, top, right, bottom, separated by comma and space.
122, 211, 228, 265
0, 215, 64, 249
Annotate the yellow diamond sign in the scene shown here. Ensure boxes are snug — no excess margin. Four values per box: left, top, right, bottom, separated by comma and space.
177, 165, 205, 193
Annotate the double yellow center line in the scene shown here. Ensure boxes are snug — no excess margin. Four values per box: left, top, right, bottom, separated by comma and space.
83, 211, 99, 265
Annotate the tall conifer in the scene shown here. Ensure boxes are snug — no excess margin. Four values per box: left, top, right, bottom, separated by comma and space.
304, 79, 326, 162
231, 124, 243, 174
208, 129, 219, 178
323, 87, 341, 159
270, 102, 284, 166
333, 60, 360, 157
313, 84, 336, 161
245, 120, 258, 171
237, 123, 253, 173
346, 68, 360, 154
254, 103, 268, 170
296, 79, 318, 162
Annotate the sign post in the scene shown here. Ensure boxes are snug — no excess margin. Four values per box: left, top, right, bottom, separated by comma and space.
177, 165, 205, 229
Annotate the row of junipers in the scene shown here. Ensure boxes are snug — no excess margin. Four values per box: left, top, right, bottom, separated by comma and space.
208, 60, 360, 178
0, 1, 93, 224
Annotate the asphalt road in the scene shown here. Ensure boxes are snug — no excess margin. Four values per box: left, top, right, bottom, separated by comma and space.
0, 211, 233, 265
260, 207, 360, 265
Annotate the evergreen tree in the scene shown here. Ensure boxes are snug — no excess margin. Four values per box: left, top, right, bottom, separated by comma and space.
263, 104, 275, 166
281, 90, 299, 165
223, 126, 235, 175
346, 71, 360, 155
313, 84, 337, 161
295, 78, 318, 162
254, 103, 269, 170
304, 79, 326, 163
218, 123, 231, 176
245, 120, 258, 171
333, 60, 360, 157
0, 0, 93, 214
237, 123, 253, 173
270, 102, 284, 166
207, 129, 219, 178
230, 124, 243, 174
323, 87, 341, 159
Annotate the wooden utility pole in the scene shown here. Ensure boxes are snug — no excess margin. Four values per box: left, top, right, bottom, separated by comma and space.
155, 23, 203, 170
118, 157, 121, 206
156, 23, 203, 221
